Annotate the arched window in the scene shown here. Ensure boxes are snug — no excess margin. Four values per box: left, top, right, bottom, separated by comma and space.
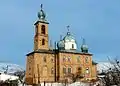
42, 39, 45, 45
41, 25, 45, 34
86, 57, 88, 63
42, 66, 48, 77
86, 68, 89, 74
77, 67, 82, 73
68, 67, 72, 73
63, 67, 66, 74
77, 56, 80, 62
51, 67, 54, 74
72, 44, 74, 49
63, 56, 66, 62
43, 56, 46, 62
68, 56, 71, 62
78, 67, 81, 71
51, 58, 54, 63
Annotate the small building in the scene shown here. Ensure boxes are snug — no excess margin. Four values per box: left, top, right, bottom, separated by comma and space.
25, 4, 97, 85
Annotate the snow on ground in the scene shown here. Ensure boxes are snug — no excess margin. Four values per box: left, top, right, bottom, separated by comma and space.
30, 82, 90, 86
0, 73, 19, 81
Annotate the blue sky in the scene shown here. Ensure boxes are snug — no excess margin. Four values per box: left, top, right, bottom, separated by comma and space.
0, 0, 120, 67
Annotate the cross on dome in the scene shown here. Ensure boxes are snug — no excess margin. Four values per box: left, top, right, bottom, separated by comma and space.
66, 25, 71, 35
41, 4, 43, 10
67, 25, 70, 32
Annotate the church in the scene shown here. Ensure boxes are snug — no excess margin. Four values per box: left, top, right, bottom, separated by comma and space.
25, 5, 97, 85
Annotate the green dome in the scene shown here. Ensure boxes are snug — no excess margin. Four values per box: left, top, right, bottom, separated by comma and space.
38, 4, 46, 21
81, 38, 88, 53
57, 40, 65, 50
38, 9, 46, 20
63, 32, 75, 42
81, 45, 88, 50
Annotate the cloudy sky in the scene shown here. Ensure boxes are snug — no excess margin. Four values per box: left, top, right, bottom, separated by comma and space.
0, 0, 120, 67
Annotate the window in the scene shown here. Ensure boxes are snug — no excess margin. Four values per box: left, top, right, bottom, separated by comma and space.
63, 67, 66, 74
86, 68, 89, 74
43, 56, 46, 62
85, 57, 89, 63
51, 67, 54, 74
29, 67, 31, 70
41, 25, 45, 34
68, 67, 71, 73
77, 56, 80, 62
72, 44, 74, 49
77, 67, 82, 73
42, 39, 45, 45
63, 56, 66, 62
68, 56, 71, 62
51, 58, 54, 62
78, 67, 81, 71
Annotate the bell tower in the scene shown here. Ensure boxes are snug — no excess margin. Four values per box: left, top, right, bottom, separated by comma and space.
34, 4, 49, 50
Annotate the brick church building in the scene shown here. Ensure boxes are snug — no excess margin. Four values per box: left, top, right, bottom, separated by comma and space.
25, 5, 97, 85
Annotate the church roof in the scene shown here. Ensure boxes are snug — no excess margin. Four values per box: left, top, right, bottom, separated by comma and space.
26, 49, 92, 56
58, 49, 92, 55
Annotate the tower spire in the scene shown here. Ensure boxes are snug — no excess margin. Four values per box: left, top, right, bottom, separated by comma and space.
37, 4, 46, 21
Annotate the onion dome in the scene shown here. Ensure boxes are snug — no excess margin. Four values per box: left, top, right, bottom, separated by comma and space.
63, 26, 77, 50
57, 40, 65, 50
38, 4, 46, 21
81, 38, 88, 53
63, 32, 76, 42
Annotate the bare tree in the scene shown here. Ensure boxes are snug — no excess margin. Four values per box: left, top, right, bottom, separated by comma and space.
14, 70, 25, 86
98, 59, 120, 86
